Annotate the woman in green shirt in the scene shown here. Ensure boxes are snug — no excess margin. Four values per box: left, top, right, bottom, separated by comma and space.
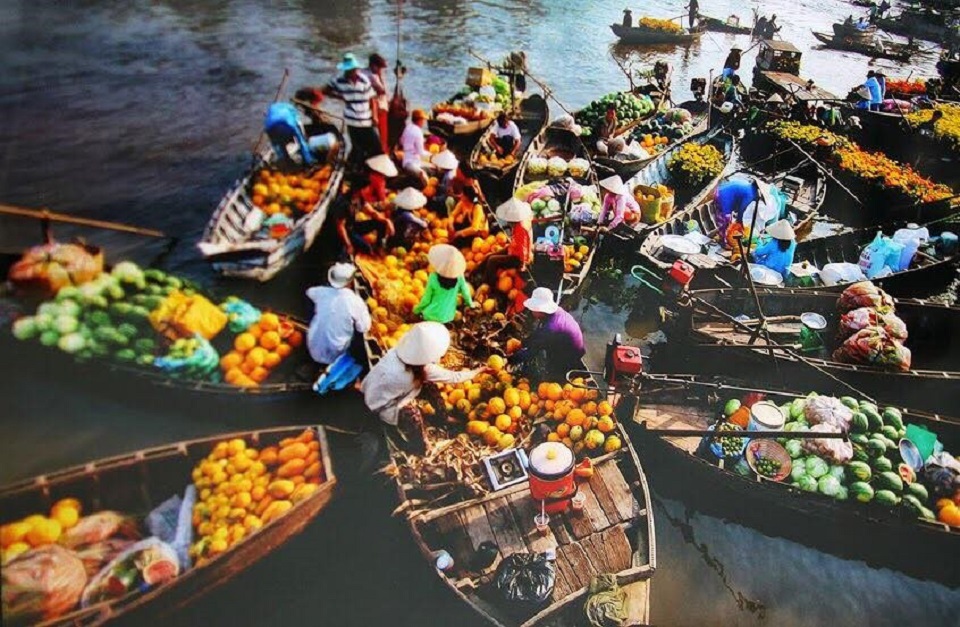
414, 244, 478, 324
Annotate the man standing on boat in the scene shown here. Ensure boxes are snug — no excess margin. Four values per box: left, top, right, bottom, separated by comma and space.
687, 0, 700, 29
324, 53, 382, 166
399, 109, 432, 188
306, 263, 371, 367
622, 8, 633, 28
363, 54, 391, 154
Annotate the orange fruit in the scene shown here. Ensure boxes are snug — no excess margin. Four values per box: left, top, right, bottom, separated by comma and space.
582, 401, 598, 416
263, 352, 281, 368
546, 383, 564, 402
508, 406, 523, 421
220, 352, 243, 370
497, 274, 513, 293
494, 414, 512, 431
482, 298, 496, 313
598, 416, 616, 433
487, 397, 506, 416
248, 324, 263, 339
556, 423, 571, 439
487, 354, 506, 373
245, 347, 268, 368
287, 330, 303, 348
503, 388, 520, 407
225, 367, 244, 384
260, 331, 281, 350
597, 401, 614, 417
276, 344, 292, 358
260, 313, 280, 331
566, 408, 586, 427
234, 333, 257, 353
250, 367, 270, 383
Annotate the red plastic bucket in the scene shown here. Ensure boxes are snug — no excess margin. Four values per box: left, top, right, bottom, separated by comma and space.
528, 442, 576, 514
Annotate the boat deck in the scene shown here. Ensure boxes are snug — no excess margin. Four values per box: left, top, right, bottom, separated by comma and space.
414, 452, 651, 625
635, 404, 712, 454
758, 71, 837, 100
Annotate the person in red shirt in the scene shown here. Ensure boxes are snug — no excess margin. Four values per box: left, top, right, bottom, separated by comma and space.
357, 154, 398, 205
482, 198, 534, 285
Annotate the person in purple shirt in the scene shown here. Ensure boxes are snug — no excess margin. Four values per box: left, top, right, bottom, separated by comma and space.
513, 287, 585, 379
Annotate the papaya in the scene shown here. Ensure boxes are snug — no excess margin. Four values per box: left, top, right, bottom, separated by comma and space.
305, 462, 322, 478
268, 479, 295, 499
291, 483, 318, 503
259, 446, 279, 466
277, 458, 307, 478
278, 442, 309, 463
304, 451, 319, 468
262, 500, 293, 523
297, 429, 315, 444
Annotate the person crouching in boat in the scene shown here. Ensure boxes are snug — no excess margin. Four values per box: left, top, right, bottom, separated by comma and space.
398, 109, 432, 188
482, 198, 534, 286
751, 219, 797, 277
714, 176, 774, 247
362, 321, 489, 452
594, 104, 620, 156
358, 154, 399, 206
488, 111, 522, 159
264, 102, 315, 166
448, 187, 490, 247
390, 187, 430, 247
331, 174, 394, 258
430, 149, 459, 209
414, 244, 478, 324
598, 175, 639, 232
306, 263, 371, 367
511, 287, 586, 381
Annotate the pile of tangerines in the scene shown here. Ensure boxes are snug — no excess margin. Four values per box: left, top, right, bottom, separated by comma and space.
218, 313, 303, 387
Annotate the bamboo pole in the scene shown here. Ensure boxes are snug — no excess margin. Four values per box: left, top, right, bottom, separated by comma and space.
0, 203, 167, 238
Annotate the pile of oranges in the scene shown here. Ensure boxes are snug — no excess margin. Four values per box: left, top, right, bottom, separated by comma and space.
563, 244, 591, 273
189, 429, 323, 564
1, 498, 83, 564
250, 165, 334, 218
219, 312, 303, 387
539, 377, 623, 455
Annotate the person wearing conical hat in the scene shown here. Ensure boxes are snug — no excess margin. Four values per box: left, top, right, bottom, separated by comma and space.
431, 149, 460, 208
323, 52, 382, 165
512, 287, 585, 381
482, 197, 534, 286
361, 322, 489, 449
358, 154, 398, 206
751, 218, 797, 277
390, 187, 429, 247
306, 263, 371, 366
598, 175, 639, 232
413, 244, 477, 324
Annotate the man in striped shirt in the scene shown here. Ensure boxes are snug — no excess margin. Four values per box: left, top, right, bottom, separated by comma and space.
324, 53, 382, 164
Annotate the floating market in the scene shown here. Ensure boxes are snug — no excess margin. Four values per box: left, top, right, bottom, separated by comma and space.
2, 1, 959, 626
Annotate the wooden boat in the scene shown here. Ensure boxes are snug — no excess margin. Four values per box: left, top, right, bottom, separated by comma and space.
752, 40, 838, 101
470, 94, 550, 183
0, 426, 336, 626
429, 98, 497, 139
392, 429, 656, 626
877, 9, 955, 44
610, 125, 736, 242
812, 31, 915, 61
698, 14, 754, 35
514, 126, 601, 297
198, 126, 346, 282
620, 375, 959, 586
610, 22, 704, 45
593, 100, 710, 181
635, 162, 828, 280
681, 287, 960, 415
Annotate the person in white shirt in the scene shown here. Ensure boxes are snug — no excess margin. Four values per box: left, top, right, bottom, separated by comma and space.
361, 322, 488, 451
306, 263, 372, 366
362, 53, 390, 153
487, 111, 522, 158
398, 109, 431, 186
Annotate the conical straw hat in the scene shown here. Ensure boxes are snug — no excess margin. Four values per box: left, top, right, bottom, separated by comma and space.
428, 244, 467, 279
396, 321, 451, 366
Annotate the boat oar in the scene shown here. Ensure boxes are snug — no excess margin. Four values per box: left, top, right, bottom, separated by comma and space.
0, 203, 167, 239
643, 427, 849, 440
784, 139, 864, 208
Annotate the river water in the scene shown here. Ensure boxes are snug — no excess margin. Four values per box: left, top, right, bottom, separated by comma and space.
1, 0, 958, 625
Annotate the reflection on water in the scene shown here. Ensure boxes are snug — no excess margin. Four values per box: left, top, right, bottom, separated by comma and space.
2, 0, 959, 624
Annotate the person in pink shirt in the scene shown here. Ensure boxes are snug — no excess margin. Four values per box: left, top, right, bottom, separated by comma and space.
598, 175, 639, 231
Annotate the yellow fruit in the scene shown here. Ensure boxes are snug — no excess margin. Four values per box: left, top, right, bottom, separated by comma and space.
507, 406, 523, 421
565, 408, 586, 427
584, 429, 605, 450
494, 414, 512, 431
268, 479, 296, 499
597, 416, 616, 433
603, 435, 622, 453
597, 401, 614, 417
569, 425, 584, 442
487, 354, 506, 372
487, 397, 506, 416
50, 504, 80, 530
1, 521, 31, 548
5, 541, 30, 562
498, 433, 516, 450
25, 518, 62, 547
556, 423, 571, 439
547, 433, 561, 442
483, 427, 503, 446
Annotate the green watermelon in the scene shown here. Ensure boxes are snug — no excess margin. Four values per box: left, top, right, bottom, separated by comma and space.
880, 425, 900, 443
846, 461, 872, 483
882, 407, 904, 430
849, 433, 869, 446
877, 471, 904, 493
789, 398, 806, 421
849, 482, 874, 503
852, 445, 870, 463
874, 490, 900, 506
724, 399, 742, 417
866, 438, 887, 457
919, 506, 936, 521
861, 405, 883, 431
850, 411, 869, 434
905, 482, 929, 502
902, 494, 923, 513
839, 396, 859, 410
872, 456, 893, 473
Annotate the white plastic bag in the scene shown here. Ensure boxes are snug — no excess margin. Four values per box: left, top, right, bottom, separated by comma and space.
821, 262, 866, 286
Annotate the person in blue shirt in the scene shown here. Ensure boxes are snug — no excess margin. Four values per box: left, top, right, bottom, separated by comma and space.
864, 71, 883, 111
752, 219, 796, 276
714, 175, 762, 238
264, 102, 315, 165
724, 74, 744, 108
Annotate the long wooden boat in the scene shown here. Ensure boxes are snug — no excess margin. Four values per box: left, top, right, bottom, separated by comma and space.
470, 94, 550, 183
877, 10, 954, 44
0, 426, 336, 626
610, 22, 703, 45
392, 428, 656, 626
513, 126, 602, 297
635, 162, 827, 280
610, 125, 736, 243
198, 125, 346, 282
812, 31, 914, 61
593, 100, 710, 181
681, 287, 960, 415
698, 14, 754, 35
619, 375, 959, 586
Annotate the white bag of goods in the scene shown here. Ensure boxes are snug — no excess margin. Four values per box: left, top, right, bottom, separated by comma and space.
800, 423, 853, 464
892, 225, 930, 271
803, 395, 853, 432
547, 157, 568, 178
821, 262, 865, 286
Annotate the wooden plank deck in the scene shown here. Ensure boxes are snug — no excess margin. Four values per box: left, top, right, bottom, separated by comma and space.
635, 404, 712, 454
419, 455, 643, 606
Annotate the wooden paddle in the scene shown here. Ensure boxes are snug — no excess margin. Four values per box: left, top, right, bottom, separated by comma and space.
644, 427, 849, 440
0, 203, 167, 238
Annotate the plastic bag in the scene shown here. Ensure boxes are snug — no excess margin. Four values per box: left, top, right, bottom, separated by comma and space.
837, 281, 895, 314
858, 232, 891, 278
2, 545, 88, 624
800, 424, 853, 464
892, 225, 929, 271
494, 552, 556, 608
838, 307, 908, 341
149, 291, 228, 340
73, 538, 138, 578
81, 538, 180, 608
583, 574, 628, 627
833, 327, 912, 372
821, 262, 865, 287
60, 511, 141, 550
803, 396, 853, 432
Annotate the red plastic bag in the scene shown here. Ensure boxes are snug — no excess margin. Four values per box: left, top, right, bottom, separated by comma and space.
2, 545, 87, 624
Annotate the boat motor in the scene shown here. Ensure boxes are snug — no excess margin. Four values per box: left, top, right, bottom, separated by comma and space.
603, 334, 643, 388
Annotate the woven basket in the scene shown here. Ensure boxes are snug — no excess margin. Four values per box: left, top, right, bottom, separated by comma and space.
745, 439, 792, 482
